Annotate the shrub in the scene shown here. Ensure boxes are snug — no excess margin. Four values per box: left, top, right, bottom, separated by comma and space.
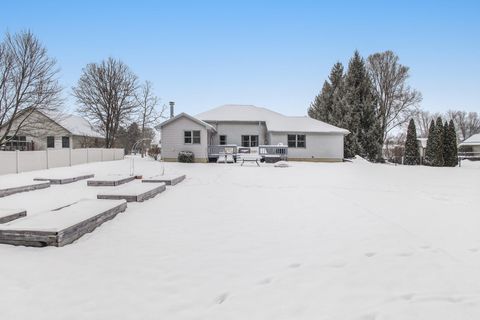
178, 151, 194, 163
148, 146, 161, 160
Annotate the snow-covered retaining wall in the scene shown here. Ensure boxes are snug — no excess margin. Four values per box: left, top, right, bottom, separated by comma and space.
0, 148, 125, 175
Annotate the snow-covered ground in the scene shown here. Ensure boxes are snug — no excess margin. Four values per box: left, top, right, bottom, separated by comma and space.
0, 157, 479, 320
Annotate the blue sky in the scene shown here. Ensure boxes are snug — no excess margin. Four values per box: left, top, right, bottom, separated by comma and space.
1, 0, 479, 116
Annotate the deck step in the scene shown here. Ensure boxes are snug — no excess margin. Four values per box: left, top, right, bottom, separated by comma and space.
0, 209, 27, 224
0, 181, 51, 198
87, 175, 135, 186
97, 183, 166, 202
142, 174, 186, 186
34, 174, 94, 185
0, 199, 127, 247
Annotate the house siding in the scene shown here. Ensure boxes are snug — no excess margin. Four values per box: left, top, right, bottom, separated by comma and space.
160, 116, 208, 162
0, 111, 71, 150
206, 121, 268, 146
269, 132, 344, 161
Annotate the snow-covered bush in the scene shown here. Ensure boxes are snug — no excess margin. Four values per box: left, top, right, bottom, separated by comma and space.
274, 161, 289, 168
178, 151, 194, 163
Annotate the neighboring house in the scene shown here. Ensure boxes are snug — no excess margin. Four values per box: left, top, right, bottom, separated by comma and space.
0, 109, 104, 151
417, 138, 428, 164
158, 104, 349, 162
458, 133, 480, 158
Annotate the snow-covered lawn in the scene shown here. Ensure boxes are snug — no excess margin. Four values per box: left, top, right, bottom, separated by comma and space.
0, 158, 479, 320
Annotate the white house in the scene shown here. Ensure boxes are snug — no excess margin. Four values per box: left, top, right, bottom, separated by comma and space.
458, 133, 480, 157
0, 109, 103, 151
159, 104, 349, 162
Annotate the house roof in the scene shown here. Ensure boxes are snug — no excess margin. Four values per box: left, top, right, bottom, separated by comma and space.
196, 104, 349, 134
55, 114, 104, 138
459, 133, 480, 146
158, 112, 216, 131
1, 108, 104, 139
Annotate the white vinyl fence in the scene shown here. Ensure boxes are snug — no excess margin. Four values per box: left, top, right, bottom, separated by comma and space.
0, 148, 125, 175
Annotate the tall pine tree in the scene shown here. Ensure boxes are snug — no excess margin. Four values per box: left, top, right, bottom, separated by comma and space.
432, 117, 445, 166
342, 51, 382, 160
404, 119, 420, 165
308, 62, 344, 126
443, 119, 458, 167
424, 119, 436, 166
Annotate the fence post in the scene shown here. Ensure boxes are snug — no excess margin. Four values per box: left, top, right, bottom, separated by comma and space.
15, 150, 20, 173
101, 148, 104, 161
69, 148, 72, 166
87, 148, 89, 163
46, 149, 49, 169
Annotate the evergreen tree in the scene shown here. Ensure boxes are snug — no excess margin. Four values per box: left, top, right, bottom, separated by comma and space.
443, 121, 449, 166
432, 117, 444, 166
308, 62, 344, 126
424, 119, 436, 165
443, 119, 458, 167
404, 119, 420, 165
342, 51, 381, 160
450, 120, 458, 167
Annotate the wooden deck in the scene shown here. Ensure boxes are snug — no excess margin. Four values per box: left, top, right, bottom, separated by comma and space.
97, 183, 166, 202
34, 174, 94, 185
0, 209, 27, 224
0, 181, 51, 198
142, 174, 186, 186
87, 175, 135, 186
0, 199, 127, 247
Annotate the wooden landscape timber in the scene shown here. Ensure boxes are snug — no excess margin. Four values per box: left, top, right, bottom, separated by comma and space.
0, 209, 27, 224
0, 199, 127, 247
0, 181, 51, 198
34, 174, 94, 185
142, 174, 186, 186
87, 175, 135, 186
97, 183, 166, 202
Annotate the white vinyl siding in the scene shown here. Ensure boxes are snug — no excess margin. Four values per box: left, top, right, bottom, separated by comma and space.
207, 122, 268, 146
161, 116, 208, 160
270, 132, 344, 160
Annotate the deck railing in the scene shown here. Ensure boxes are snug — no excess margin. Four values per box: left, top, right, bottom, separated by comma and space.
207, 145, 238, 157
259, 145, 288, 160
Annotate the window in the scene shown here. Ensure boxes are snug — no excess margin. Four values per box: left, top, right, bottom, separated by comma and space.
192, 131, 201, 144
241, 135, 259, 147
184, 130, 201, 144
219, 135, 227, 145
62, 136, 70, 148
47, 136, 55, 148
288, 134, 306, 148
5, 136, 27, 150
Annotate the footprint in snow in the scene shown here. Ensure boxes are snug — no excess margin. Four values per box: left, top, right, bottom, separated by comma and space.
289, 263, 301, 269
469, 247, 479, 253
215, 293, 229, 304
364, 252, 376, 258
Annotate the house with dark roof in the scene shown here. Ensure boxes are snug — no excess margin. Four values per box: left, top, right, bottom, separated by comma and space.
158, 104, 349, 162
0, 109, 103, 151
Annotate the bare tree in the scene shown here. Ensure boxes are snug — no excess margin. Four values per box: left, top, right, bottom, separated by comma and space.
0, 30, 62, 146
446, 110, 480, 141
136, 81, 167, 144
135, 80, 166, 156
73, 57, 138, 148
367, 51, 422, 144
414, 110, 442, 138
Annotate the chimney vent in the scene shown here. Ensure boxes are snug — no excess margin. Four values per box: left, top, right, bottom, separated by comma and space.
169, 101, 175, 119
